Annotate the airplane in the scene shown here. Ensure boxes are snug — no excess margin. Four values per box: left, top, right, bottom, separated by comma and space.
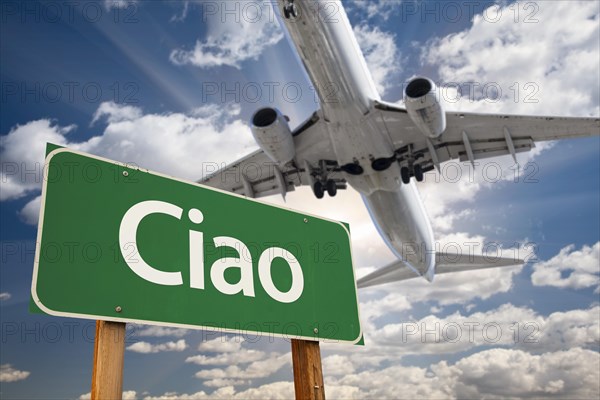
200, 0, 600, 289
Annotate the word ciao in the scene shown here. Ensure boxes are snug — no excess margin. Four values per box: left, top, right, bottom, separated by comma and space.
119, 201, 304, 303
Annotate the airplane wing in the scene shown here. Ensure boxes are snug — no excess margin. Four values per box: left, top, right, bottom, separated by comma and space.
199, 112, 346, 198
357, 252, 523, 289
373, 100, 600, 174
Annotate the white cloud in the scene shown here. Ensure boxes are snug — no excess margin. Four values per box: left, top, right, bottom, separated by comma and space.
0, 292, 11, 301
170, 1, 283, 69
348, 0, 399, 21
327, 347, 600, 399
422, 1, 600, 116
143, 382, 294, 400
532, 242, 600, 291
203, 379, 248, 388
447, 347, 599, 399
81, 347, 600, 399
354, 24, 401, 95
91, 101, 143, 125
186, 349, 266, 366
18, 195, 41, 225
1, 102, 256, 224
194, 352, 290, 381
369, 304, 600, 355
0, 364, 30, 382
197, 336, 245, 353
170, 1, 190, 23
322, 354, 356, 376
133, 325, 190, 338
103, 0, 137, 11
126, 339, 187, 354
78, 345, 600, 399
0, 120, 73, 201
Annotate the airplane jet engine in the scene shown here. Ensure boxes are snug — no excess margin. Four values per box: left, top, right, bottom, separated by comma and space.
251, 107, 296, 165
404, 77, 447, 138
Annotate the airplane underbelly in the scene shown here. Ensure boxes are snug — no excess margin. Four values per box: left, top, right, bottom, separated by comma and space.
362, 183, 436, 279
326, 115, 400, 193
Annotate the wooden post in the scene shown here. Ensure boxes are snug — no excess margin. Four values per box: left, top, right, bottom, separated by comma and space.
291, 339, 325, 400
91, 321, 126, 400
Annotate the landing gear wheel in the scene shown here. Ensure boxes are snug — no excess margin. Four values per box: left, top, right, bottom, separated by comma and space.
400, 167, 411, 184
313, 181, 325, 199
414, 164, 424, 182
326, 180, 337, 197
283, 4, 297, 19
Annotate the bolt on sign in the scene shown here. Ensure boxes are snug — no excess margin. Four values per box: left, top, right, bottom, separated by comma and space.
31, 145, 362, 344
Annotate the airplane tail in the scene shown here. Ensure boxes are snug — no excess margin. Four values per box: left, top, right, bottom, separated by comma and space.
357, 252, 523, 289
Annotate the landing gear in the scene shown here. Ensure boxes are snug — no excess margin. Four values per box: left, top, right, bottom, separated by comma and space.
414, 164, 424, 182
306, 160, 346, 199
400, 167, 411, 184
313, 181, 324, 199
400, 164, 424, 184
283, 1, 298, 19
313, 180, 337, 199
326, 180, 337, 197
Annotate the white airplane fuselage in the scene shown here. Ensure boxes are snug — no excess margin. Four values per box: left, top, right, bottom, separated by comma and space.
277, 0, 436, 279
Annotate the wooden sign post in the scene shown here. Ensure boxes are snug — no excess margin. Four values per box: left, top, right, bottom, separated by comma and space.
91, 321, 126, 400
291, 339, 325, 400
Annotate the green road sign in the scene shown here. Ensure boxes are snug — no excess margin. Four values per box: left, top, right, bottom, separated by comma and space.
31, 146, 362, 344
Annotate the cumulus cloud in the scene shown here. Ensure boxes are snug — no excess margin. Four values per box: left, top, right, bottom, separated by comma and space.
126, 339, 187, 354
532, 242, 600, 291
369, 304, 600, 354
327, 347, 599, 399
0, 292, 11, 302
0, 120, 73, 201
103, 347, 600, 399
354, 24, 401, 95
91, 101, 143, 125
186, 349, 266, 366
322, 354, 356, 376
197, 336, 245, 353
142, 382, 294, 400
193, 352, 291, 385
422, 1, 600, 116
0, 364, 30, 382
170, 1, 283, 69
18, 195, 42, 225
0, 101, 256, 224
447, 348, 599, 399
132, 325, 190, 338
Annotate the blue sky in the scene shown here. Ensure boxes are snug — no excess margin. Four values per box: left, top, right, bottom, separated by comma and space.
1, 0, 599, 398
